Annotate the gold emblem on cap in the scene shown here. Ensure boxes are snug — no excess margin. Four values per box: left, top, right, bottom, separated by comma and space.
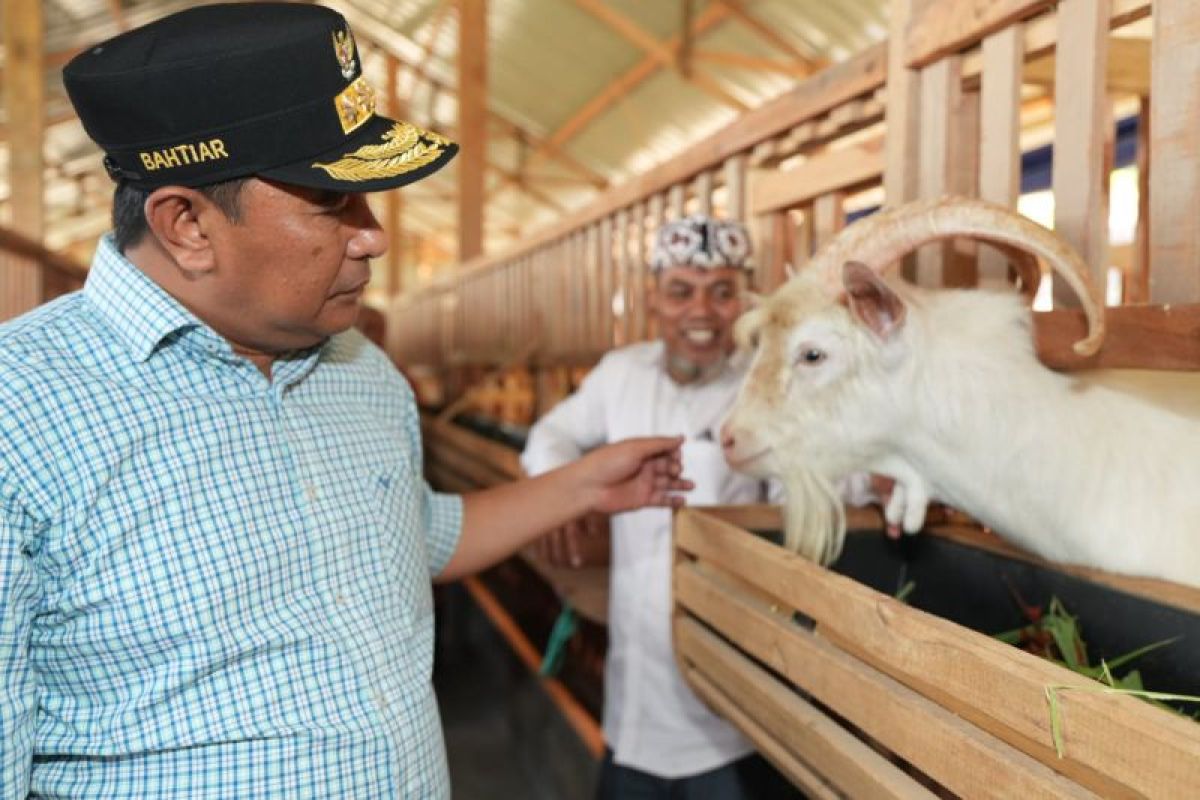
312, 122, 451, 182
333, 28, 357, 80
334, 76, 376, 134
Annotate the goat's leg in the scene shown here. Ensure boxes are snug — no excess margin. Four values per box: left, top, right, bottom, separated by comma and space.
878, 462, 931, 537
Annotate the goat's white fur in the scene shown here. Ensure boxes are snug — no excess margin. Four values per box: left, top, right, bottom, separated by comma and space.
724, 200, 1199, 587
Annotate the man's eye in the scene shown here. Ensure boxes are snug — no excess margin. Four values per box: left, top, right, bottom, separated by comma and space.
796, 348, 826, 365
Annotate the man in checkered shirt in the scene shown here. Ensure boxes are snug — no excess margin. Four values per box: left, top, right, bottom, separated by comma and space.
0, 5, 690, 798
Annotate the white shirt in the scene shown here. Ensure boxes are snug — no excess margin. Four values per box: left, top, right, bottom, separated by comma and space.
521, 341, 766, 778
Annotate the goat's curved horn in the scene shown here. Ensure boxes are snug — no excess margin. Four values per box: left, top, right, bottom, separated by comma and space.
811, 197, 1105, 356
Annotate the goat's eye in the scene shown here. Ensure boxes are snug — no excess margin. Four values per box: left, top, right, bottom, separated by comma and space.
797, 348, 826, 366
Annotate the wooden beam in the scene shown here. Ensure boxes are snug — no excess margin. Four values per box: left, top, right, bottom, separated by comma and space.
884, 0, 920, 217
1051, 0, 1110, 305
326, 0, 606, 190
905, 0, 1053, 69
3, 0, 45, 319
457, 0, 487, 261
386, 54, 405, 297
529, 3, 734, 166
715, 0, 824, 71
977, 25, 1024, 286
572, 0, 748, 112
1150, 0, 1200, 303
752, 139, 884, 215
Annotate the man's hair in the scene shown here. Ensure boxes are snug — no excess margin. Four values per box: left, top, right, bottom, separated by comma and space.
112, 177, 250, 253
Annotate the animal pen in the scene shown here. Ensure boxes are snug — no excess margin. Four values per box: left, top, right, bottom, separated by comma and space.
400, 0, 1200, 796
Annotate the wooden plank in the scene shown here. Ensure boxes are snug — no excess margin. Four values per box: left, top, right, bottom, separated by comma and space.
669, 184, 687, 218
678, 619, 936, 800
676, 561, 1098, 799
884, 0, 921, 213
421, 415, 523, 478
1024, 38, 1151, 96
1129, 97, 1150, 304
685, 668, 840, 800
906, 0, 1051, 68
1051, 0, 1110, 306
916, 56, 963, 287
1034, 303, 1200, 371
752, 139, 883, 215
599, 217, 614, 349
959, 0, 1151, 84
2, 0, 45, 319
456, 0, 487, 261
1150, 0, 1200, 304
724, 153, 747, 221
978, 25, 1024, 287
633, 200, 649, 341
811, 193, 845, 252
674, 509, 1200, 798
614, 209, 629, 346
694, 170, 714, 217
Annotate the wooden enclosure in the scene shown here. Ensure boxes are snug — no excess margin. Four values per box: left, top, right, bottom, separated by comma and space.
673, 506, 1200, 799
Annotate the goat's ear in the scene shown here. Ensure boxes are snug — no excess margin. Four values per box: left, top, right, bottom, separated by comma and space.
843, 261, 906, 341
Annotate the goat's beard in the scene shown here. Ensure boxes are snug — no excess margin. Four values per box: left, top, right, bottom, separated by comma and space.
779, 464, 846, 566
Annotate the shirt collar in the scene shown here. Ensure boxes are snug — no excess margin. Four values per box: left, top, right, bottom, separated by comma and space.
84, 235, 205, 363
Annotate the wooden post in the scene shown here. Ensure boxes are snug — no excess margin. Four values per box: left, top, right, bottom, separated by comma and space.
884, 0, 920, 282
916, 55, 963, 287
1052, 0, 1110, 306
385, 54, 405, 296
457, 0, 487, 262
3, 0, 45, 319
725, 154, 747, 221
978, 25, 1024, 288
1150, 0, 1200, 303
1130, 97, 1150, 304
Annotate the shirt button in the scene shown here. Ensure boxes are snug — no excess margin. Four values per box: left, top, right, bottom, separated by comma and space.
335, 593, 347, 605
304, 484, 319, 502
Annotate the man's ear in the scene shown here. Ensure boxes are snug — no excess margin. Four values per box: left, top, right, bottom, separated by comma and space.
143, 186, 218, 277
842, 260, 906, 341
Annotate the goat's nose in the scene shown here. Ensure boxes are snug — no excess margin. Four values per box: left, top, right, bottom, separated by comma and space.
719, 423, 735, 452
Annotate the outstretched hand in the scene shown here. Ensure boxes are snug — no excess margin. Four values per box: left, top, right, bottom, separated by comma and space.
577, 436, 693, 514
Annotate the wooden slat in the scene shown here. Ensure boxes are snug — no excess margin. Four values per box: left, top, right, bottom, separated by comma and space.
884, 0, 921, 215
420, 416, 523, 478
751, 139, 884, 215
978, 24, 1024, 287
916, 56, 963, 287
685, 672, 844, 800
1034, 303, 1200, 371
1129, 97, 1150, 304
811, 193, 845, 252
676, 560, 1097, 799
1150, 0, 1200, 304
678, 619, 936, 800
674, 509, 1200, 798
1051, 0, 1110, 306
905, 0, 1051, 68
456, 0, 487, 261
694, 170, 714, 217
669, 184, 686, 218
724, 153, 747, 221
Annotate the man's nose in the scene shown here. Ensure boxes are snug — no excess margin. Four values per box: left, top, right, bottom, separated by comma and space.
347, 196, 388, 260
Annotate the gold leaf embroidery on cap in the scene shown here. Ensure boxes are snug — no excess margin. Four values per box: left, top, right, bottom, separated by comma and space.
334, 76, 376, 134
333, 28, 357, 81
312, 122, 450, 182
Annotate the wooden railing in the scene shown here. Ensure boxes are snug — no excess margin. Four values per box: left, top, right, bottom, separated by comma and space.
0, 226, 89, 321
390, 0, 1200, 392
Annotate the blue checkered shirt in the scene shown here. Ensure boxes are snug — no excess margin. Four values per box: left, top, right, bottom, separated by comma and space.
0, 237, 463, 799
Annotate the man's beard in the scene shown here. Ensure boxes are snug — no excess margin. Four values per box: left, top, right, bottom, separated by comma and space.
665, 350, 728, 385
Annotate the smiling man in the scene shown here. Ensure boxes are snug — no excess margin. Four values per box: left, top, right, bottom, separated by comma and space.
522, 216, 800, 799
0, 5, 691, 799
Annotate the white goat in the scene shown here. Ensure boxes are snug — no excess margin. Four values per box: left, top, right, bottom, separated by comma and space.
721, 197, 1200, 588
